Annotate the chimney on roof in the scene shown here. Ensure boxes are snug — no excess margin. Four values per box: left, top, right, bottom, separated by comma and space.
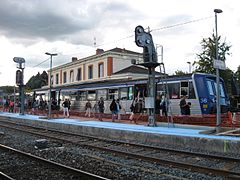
96, 48, 104, 55
72, 57, 77, 62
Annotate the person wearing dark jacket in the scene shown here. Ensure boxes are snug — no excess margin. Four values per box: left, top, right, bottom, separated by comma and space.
110, 99, 117, 122
98, 97, 104, 121
62, 99, 69, 118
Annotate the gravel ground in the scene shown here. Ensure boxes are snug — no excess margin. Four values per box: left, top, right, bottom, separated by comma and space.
0, 126, 226, 180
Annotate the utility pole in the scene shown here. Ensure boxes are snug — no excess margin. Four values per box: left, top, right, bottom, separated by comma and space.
45, 52, 58, 119
214, 9, 223, 133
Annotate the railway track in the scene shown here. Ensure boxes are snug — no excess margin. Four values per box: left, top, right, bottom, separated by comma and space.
0, 143, 108, 180
0, 119, 240, 179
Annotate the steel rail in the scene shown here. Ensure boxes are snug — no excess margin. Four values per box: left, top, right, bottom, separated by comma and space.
0, 119, 240, 178
0, 143, 109, 180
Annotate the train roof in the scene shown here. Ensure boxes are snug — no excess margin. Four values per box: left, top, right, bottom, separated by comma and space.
34, 73, 220, 93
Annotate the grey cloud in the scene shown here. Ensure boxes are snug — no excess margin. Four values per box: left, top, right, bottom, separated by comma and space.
153, 14, 194, 36
0, 0, 143, 46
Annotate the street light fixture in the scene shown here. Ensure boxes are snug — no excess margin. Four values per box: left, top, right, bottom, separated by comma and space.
214, 9, 223, 133
45, 52, 58, 119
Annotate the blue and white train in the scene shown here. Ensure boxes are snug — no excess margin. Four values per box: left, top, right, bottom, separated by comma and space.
34, 73, 229, 115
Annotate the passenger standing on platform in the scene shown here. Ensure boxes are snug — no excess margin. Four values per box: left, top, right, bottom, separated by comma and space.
98, 97, 104, 121
160, 95, 168, 117
67, 99, 71, 115
129, 98, 137, 122
185, 102, 191, 115
129, 98, 143, 124
85, 100, 92, 117
179, 95, 187, 115
116, 99, 122, 120
93, 101, 99, 118
9, 100, 14, 113
110, 99, 117, 122
155, 95, 161, 115
62, 99, 69, 118
4, 99, 9, 112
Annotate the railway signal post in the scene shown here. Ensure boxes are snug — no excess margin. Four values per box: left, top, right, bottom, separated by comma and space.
13, 57, 25, 115
135, 25, 159, 126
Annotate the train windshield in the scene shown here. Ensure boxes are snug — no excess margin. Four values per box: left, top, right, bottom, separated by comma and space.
214, 82, 226, 97
206, 80, 226, 97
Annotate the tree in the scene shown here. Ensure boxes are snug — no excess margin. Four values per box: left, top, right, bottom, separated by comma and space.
194, 34, 233, 94
26, 71, 48, 90
174, 70, 188, 75
194, 33, 231, 74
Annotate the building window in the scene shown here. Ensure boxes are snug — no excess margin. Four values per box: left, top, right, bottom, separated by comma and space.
98, 63, 104, 78
76, 68, 82, 81
70, 70, 74, 82
63, 71, 67, 83
56, 74, 59, 85
88, 65, 93, 79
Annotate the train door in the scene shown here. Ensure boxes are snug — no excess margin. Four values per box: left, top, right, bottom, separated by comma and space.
134, 84, 147, 99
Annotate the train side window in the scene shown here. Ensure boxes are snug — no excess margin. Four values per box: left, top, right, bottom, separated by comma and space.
207, 80, 214, 95
180, 81, 188, 96
87, 90, 96, 100
108, 89, 118, 100
168, 83, 180, 99
120, 87, 128, 100
97, 89, 107, 100
79, 91, 87, 101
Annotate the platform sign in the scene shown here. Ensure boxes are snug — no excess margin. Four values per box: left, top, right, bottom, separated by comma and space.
213, 59, 226, 70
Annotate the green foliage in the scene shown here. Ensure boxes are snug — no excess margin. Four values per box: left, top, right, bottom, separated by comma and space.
26, 71, 48, 90
194, 34, 234, 95
0, 86, 16, 94
194, 33, 231, 74
174, 70, 188, 75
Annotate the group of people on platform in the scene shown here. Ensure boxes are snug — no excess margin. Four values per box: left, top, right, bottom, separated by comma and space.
82, 98, 105, 120
2, 93, 191, 122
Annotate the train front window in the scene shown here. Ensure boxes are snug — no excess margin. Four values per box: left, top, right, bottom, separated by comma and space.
213, 82, 226, 97
207, 80, 214, 96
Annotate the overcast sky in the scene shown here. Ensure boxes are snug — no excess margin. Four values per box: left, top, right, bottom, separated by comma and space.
0, 0, 239, 86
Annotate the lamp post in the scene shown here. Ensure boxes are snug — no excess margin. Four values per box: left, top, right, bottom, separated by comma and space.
187, 61, 191, 73
214, 9, 223, 133
45, 52, 57, 119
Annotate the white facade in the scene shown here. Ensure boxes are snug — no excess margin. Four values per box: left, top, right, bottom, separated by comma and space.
49, 48, 143, 87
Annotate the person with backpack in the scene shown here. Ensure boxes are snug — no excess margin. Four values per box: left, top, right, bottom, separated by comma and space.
98, 97, 104, 121
85, 100, 92, 117
62, 99, 70, 118
110, 99, 117, 122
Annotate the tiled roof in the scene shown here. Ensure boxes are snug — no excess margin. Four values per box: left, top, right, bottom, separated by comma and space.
114, 65, 163, 75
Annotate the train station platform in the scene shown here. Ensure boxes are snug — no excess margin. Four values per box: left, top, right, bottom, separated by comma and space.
0, 112, 239, 155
